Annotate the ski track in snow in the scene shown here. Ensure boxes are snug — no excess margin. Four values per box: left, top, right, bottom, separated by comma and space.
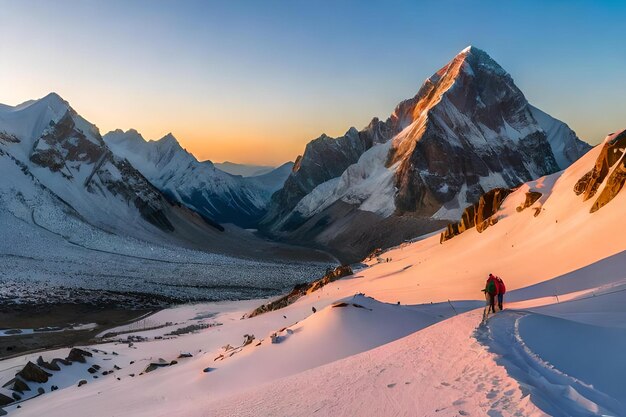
480, 310, 624, 417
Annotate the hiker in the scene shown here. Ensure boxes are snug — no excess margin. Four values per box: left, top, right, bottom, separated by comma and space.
483, 273, 498, 314
495, 276, 506, 311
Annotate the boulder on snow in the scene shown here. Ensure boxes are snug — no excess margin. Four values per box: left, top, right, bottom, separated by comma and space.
12, 378, 30, 393
242, 334, 255, 347
67, 348, 93, 363
37, 355, 61, 371
144, 358, 170, 373
17, 362, 52, 383
77, 380, 87, 387
0, 393, 14, 406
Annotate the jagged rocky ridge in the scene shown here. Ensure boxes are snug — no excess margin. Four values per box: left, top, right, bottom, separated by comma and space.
245, 265, 353, 318
575, 129, 626, 212
439, 187, 513, 243
261, 46, 591, 263
441, 129, 626, 242
104, 129, 292, 228
0, 93, 227, 247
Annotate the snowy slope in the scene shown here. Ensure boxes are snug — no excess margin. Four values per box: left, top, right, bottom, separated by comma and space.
0, 93, 188, 239
4, 131, 625, 417
104, 130, 289, 227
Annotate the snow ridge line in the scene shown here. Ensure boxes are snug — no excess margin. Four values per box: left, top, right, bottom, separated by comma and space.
476, 312, 623, 417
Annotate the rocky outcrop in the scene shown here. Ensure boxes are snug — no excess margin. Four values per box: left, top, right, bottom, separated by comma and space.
37, 355, 61, 372
0, 393, 14, 406
247, 265, 353, 318
144, 358, 170, 373
516, 191, 542, 213
11, 378, 30, 393
575, 130, 626, 213
66, 348, 93, 363
441, 188, 513, 242
16, 362, 52, 384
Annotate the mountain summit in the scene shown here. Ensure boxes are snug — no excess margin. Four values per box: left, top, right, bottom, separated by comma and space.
261, 47, 591, 262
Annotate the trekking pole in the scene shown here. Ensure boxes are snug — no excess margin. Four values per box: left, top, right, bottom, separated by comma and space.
447, 299, 458, 316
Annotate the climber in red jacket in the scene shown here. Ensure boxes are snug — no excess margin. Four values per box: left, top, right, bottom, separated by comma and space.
495, 276, 506, 311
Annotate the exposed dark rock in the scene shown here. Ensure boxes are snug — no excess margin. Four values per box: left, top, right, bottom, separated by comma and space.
12, 378, 30, 393
0, 393, 14, 406
242, 334, 255, 347
17, 362, 52, 383
332, 302, 349, 308
144, 359, 170, 373
574, 130, 626, 213
37, 355, 61, 371
66, 348, 93, 363
51, 358, 72, 367
441, 188, 513, 242
87, 367, 97, 374
37, 387, 45, 395
12, 392, 21, 401
516, 191, 542, 212
247, 265, 353, 317
78, 380, 87, 387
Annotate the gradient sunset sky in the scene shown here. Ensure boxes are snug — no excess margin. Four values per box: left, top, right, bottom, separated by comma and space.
1, 0, 624, 165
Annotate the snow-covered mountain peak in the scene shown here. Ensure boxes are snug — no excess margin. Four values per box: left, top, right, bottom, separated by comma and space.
157, 132, 178, 144
102, 128, 292, 227
262, 47, 590, 262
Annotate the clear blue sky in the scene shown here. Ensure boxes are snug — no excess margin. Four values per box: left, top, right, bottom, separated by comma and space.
1, 0, 624, 164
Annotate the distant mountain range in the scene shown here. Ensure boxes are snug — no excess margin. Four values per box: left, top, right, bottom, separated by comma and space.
103, 129, 292, 228
0, 46, 593, 263
214, 161, 276, 177
260, 46, 591, 262
0, 93, 303, 261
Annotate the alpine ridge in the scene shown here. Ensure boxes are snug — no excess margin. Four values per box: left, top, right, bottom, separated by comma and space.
103, 129, 291, 228
260, 46, 591, 263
